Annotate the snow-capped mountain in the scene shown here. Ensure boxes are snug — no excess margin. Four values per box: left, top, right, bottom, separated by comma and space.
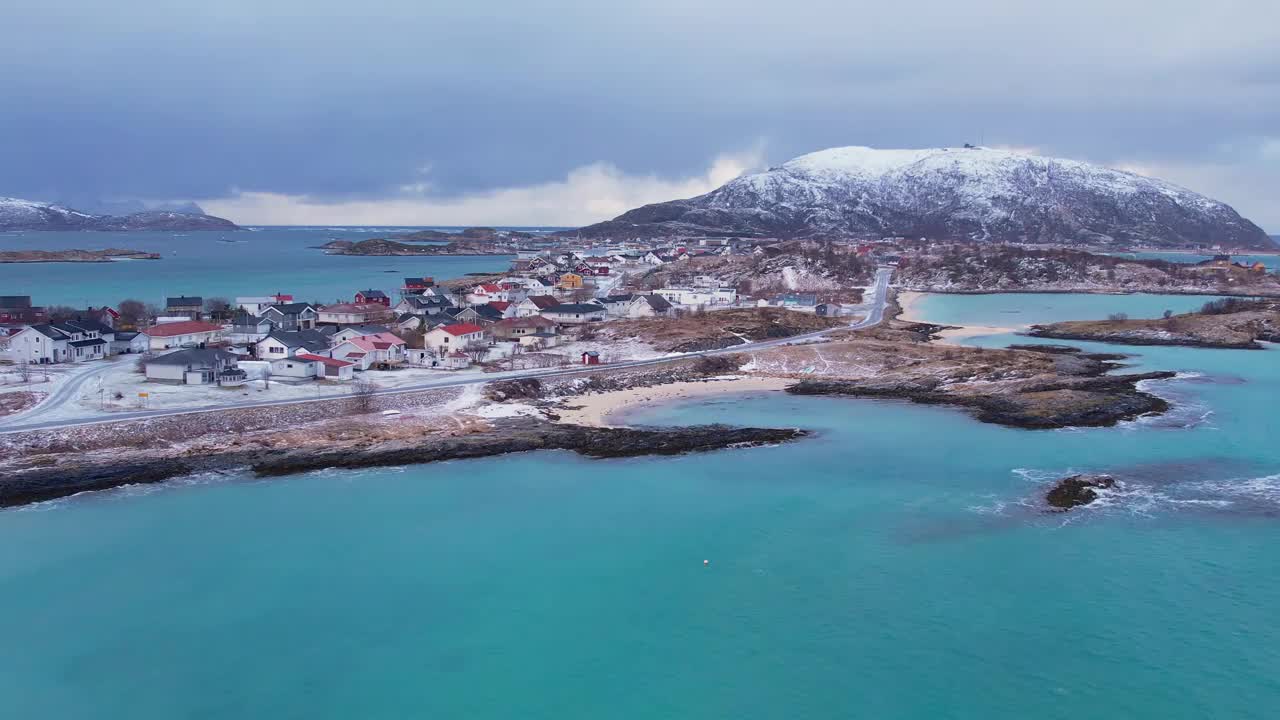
574, 146, 1273, 249
0, 197, 238, 231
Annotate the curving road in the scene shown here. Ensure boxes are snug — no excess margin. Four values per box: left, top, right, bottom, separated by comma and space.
0, 268, 892, 434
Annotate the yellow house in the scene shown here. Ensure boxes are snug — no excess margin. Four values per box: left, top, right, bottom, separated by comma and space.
559, 273, 584, 290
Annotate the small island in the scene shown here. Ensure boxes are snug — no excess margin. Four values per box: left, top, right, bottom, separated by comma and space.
0, 248, 162, 263
317, 238, 512, 256
1029, 298, 1280, 349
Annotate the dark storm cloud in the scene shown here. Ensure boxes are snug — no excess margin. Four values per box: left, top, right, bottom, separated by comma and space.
1, 0, 1277, 226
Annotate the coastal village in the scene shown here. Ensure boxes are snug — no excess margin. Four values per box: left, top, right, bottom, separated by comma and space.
0, 237, 904, 416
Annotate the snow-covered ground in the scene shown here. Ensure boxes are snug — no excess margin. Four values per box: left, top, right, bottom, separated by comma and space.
44, 358, 493, 419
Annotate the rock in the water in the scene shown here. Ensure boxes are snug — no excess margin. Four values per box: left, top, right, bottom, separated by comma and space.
1045, 474, 1116, 510
571, 146, 1273, 249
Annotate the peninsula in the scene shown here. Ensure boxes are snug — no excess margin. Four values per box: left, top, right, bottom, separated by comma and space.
0, 248, 161, 263
1029, 298, 1280, 349
317, 238, 512, 256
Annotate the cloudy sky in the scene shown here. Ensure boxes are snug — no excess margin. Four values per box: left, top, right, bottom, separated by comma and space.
3, 0, 1277, 229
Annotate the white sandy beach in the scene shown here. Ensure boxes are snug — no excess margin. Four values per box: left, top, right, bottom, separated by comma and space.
897, 291, 1020, 344
555, 376, 794, 427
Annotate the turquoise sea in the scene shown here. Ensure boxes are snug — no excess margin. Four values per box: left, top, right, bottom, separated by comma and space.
1120, 251, 1277, 271
0, 227, 533, 307
2, 292, 1279, 718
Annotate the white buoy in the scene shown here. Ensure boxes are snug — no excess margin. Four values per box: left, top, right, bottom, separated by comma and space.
703, 559, 710, 566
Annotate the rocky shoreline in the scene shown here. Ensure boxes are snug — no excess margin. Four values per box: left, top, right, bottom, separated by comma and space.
0, 418, 807, 508
317, 238, 511, 256
1027, 302, 1280, 349
1026, 328, 1264, 350
786, 370, 1175, 429
0, 248, 162, 263
901, 286, 1280, 298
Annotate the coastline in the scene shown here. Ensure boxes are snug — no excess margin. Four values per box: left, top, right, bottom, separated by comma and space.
897, 291, 1020, 344
554, 376, 794, 427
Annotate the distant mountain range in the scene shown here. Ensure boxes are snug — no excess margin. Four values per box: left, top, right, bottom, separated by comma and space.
0, 197, 239, 231
573, 146, 1274, 250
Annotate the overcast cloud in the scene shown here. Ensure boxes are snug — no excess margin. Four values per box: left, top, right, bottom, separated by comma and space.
2, 0, 1277, 228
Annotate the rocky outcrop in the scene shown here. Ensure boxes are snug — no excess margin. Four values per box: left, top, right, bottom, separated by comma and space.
318, 238, 510, 256
0, 197, 238, 231
398, 227, 534, 242
1045, 474, 1116, 509
0, 248, 161, 263
1028, 327, 1264, 350
786, 371, 1175, 429
1028, 302, 1280, 349
0, 419, 807, 508
571, 146, 1274, 249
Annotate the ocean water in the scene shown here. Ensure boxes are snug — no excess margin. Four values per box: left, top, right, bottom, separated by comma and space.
2, 292, 1279, 718
1119, 251, 1277, 271
914, 291, 1227, 328
0, 227, 535, 306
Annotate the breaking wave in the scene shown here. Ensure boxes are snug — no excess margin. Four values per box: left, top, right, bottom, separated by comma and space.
1125, 372, 1216, 430
983, 464, 1280, 520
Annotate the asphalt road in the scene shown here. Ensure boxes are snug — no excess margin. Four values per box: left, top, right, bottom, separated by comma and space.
0, 267, 893, 434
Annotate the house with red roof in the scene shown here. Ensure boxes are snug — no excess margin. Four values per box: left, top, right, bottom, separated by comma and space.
329, 332, 407, 371
486, 301, 517, 319
296, 353, 356, 381
465, 283, 508, 306
515, 295, 560, 318
144, 320, 226, 351
318, 303, 393, 326
423, 323, 487, 354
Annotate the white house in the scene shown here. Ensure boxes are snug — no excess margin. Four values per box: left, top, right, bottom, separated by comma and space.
464, 283, 508, 306
110, 330, 150, 355
654, 287, 737, 308
6, 321, 114, 364
624, 294, 674, 318
268, 356, 321, 380
297, 353, 355, 381
330, 332, 408, 370
317, 303, 389, 326
235, 296, 278, 315
540, 303, 607, 325
515, 295, 561, 318
7, 325, 69, 364
422, 323, 487, 354
329, 324, 392, 344
144, 320, 226, 351
254, 330, 333, 359
145, 348, 246, 386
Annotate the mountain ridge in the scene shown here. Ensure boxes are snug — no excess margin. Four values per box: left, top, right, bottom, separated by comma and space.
572, 146, 1273, 249
0, 197, 239, 231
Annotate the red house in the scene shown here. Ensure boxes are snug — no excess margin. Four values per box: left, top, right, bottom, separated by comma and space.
354, 289, 390, 306
581, 350, 601, 365
402, 277, 435, 294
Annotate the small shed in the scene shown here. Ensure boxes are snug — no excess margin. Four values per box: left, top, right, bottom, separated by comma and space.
581, 350, 601, 365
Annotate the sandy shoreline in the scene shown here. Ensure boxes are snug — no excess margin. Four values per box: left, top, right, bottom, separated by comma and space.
554, 376, 794, 427
897, 291, 1021, 344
